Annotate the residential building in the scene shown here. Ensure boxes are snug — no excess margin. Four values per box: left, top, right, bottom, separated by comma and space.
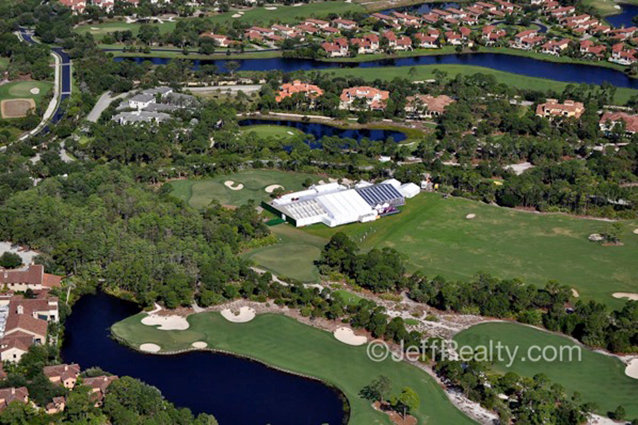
541, 38, 570, 55
0, 387, 28, 411
405, 94, 455, 118
321, 37, 349, 57
339, 86, 389, 110
0, 265, 62, 292
599, 112, 638, 135
276, 80, 324, 103
46, 396, 66, 414
200, 33, 234, 47
536, 99, 585, 119
333, 18, 357, 31
83, 376, 118, 407
43, 363, 81, 389
414, 33, 439, 48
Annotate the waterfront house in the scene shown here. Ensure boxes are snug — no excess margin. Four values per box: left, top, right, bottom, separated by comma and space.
83, 376, 119, 407
43, 363, 81, 389
536, 99, 585, 119
200, 33, 234, 47
333, 18, 357, 31
339, 86, 390, 111
321, 37, 349, 57
414, 33, 439, 48
0, 265, 62, 292
541, 38, 570, 55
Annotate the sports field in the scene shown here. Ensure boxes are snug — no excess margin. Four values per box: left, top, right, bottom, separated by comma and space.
304, 193, 638, 306
455, 322, 638, 417
321, 64, 638, 105
241, 124, 305, 142
169, 170, 321, 209
209, 1, 363, 25
112, 311, 477, 425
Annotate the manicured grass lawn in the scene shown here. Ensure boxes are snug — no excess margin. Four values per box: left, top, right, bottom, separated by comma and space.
455, 322, 638, 417
304, 193, 638, 307
75, 20, 177, 41
583, 0, 638, 16
112, 312, 477, 425
321, 64, 638, 105
333, 289, 365, 306
242, 223, 326, 282
209, 1, 364, 26
241, 124, 305, 141
169, 169, 321, 209
0, 57, 9, 72
0, 81, 53, 108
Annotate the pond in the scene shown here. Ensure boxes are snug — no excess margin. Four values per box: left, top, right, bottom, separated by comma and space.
61, 292, 346, 425
606, 3, 638, 27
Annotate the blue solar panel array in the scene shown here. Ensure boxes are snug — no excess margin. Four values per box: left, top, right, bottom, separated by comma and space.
355, 184, 405, 207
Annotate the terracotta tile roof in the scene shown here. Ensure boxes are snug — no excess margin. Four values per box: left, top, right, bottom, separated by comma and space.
600, 112, 638, 133
83, 375, 118, 395
4, 312, 48, 338
0, 387, 28, 411
276, 80, 324, 102
536, 99, 585, 119
406, 94, 455, 114
0, 331, 34, 354
43, 363, 81, 382
0, 265, 62, 289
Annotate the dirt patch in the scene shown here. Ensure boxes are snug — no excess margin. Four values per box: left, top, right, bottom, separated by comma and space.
372, 402, 417, 425
1, 98, 35, 119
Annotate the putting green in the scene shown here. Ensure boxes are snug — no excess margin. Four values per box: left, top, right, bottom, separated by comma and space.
112, 312, 477, 425
240, 124, 305, 141
455, 322, 638, 417
0, 81, 52, 107
169, 170, 320, 209
306, 193, 638, 307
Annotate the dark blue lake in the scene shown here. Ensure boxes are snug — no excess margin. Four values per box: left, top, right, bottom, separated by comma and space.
607, 3, 638, 27
379, 1, 459, 15
114, 52, 638, 89
239, 118, 407, 148
61, 292, 346, 425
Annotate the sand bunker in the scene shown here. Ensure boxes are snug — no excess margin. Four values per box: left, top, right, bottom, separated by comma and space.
141, 314, 189, 330
231, 13, 241, 18
192, 341, 208, 349
29, 87, 40, 95
625, 359, 638, 379
224, 180, 244, 191
333, 327, 368, 346
633, 228, 638, 235
140, 343, 161, 353
613, 292, 638, 301
265, 6, 277, 9
265, 184, 283, 193
221, 306, 256, 323
465, 213, 476, 219
571, 288, 579, 298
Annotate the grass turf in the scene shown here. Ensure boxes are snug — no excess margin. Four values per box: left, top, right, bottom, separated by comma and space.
454, 322, 638, 417
320, 64, 638, 105
112, 311, 477, 425
209, 1, 364, 26
75, 20, 177, 41
304, 193, 638, 308
0, 81, 52, 108
169, 170, 321, 209
583, 0, 638, 16
240, 124, 305, 141
242, 223, 326, 282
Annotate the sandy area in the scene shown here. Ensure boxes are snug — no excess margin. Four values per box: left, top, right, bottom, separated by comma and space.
29, 87, 40, 95
221, 306, 256, 323
192, 341, 208, 349
571, 288, 579, 298
612, 292, 638, 301
625, 358, 638, 379
140, 343, 161, 353
231, 13, 241, 17
224, 180, 244, 191
265, 6, 277, 9
141, 314, 189, 330
0, 242, 40, 265
265, 184, 283, 193
465, 213, 476, 219
633, 228, 638, 234
333, 327, 368, 346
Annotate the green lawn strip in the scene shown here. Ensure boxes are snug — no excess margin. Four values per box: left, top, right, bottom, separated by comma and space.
105, 48, 282, 60
0, 57, 9, 72
240, 124, 305, 141
304, 193, 638, 308
319, 64, 638, 105
242, 223, 326, 282
333, 289, 365, 306
209, 2, 364, 26
112, 312, 477, 425
0, 81, 53, 108
75, 20, 178, 41
454, 322, 638, 417
169, 169, 321, 209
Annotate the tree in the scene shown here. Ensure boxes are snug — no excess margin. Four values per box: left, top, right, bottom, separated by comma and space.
225, 61, 240, 76
0, 252, 22, 269
359, 375, 391, 403
392, 386, 420, 419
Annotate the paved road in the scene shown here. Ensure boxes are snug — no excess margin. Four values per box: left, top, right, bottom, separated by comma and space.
86, 91, 126, 123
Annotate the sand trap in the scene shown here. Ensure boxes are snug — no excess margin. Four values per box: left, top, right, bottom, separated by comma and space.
221, 306, 256, 323
192, 341, 208, 349
571, 288, 579, 298
265, 184, 283, 193
265, 6, 277, 9
224, 180, 244, 191
91, 26, 99, 30
232, 13, 241, 18
612, 292, 638, 301
333, 327, 368, 346
140, 343, 161, 353
465, 213, 476, 219
29, 87, 40, 95
141, 314, 189, 330
633, 228, 638, 234
625, 359, 638, 379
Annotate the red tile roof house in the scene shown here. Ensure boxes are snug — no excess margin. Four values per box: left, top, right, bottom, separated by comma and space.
200, 33, 234, 48
339, 86, 390, 111
0, 387, 28, 412
46, 396, 66, 414
303, 18, 330, 29
547, 5, 575, 17
414, 33, 439, 48
0, 265, 62, 292
421, 13, 440, 24
610, 42, 637, 65
541, 38, 570, 55
536, 99, 585, 119
350, 36, 377, 54
272, 25, 297, 38
43, 363, 81, 389
371, 13, 399, 26
579, 40, 607, 59
83, 376, 118, 407
333, 18, 358, 31
59, 0, 86, 14
600, 111, 638, 135
445, 31, 463, 46
294, 24, 319, 35
511, 30, 544, 50
391, 11, 421, 27
609, 26, 637, 41
246, 26, 275, 37
460, 15, 479, 25
482, 25, 506, 45
321, 37, 349, 57
405, 94, 455, 118
6, 295, 59, 322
